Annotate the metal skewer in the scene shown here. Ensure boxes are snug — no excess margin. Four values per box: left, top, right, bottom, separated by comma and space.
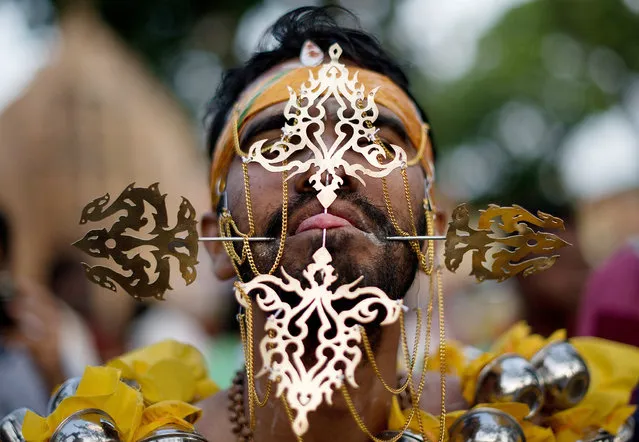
198, 235, 446, 242
199, 237, 276, 242
386, 235, 446, 241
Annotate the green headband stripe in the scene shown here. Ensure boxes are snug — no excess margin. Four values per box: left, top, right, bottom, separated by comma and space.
237, 68, 298, 126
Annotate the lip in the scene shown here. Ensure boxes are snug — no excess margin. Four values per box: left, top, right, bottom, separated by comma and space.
295, 213, 352, 234
289, 201, 370, 237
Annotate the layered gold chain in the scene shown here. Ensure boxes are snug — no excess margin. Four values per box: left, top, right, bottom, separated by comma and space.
236, 286, 272, 430
219, 106, 290, 280
218, 163, 289, 279
224, 104, 295, 437
436, 267, 447, 442
360, 308, 423, 395
281, 395, 304, 442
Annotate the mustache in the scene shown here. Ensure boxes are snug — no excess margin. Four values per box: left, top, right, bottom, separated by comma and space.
263, 192, 399, 240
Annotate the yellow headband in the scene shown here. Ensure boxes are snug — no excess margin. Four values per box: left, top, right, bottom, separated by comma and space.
210, 65, 433, 206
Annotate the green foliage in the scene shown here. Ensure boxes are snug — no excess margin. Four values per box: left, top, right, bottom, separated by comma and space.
417, 0, 639, 205
46, 0, 639, 207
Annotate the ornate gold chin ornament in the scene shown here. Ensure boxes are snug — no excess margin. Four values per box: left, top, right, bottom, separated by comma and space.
237, 246, 402, 435
72, 42, 570, 441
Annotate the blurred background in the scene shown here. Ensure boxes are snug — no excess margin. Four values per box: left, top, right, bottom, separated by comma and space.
0, 0, 638, 413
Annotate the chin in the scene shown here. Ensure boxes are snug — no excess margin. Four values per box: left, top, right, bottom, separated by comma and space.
281, 228, 380, 272
240, 226, 417, 301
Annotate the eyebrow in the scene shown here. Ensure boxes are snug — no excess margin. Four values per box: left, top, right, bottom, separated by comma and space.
239, 110, 411, 147
374, 113, 411, 145
239, 114, 288, 147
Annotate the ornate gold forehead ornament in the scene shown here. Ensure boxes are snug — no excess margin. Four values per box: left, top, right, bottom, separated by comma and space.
72, 42, 570, 439
245, 44, 408, 209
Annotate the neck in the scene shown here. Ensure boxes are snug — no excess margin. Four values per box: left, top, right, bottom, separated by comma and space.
250, 312, 401, 442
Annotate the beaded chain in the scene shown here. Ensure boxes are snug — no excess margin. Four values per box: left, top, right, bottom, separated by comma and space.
228, 371, 253, 441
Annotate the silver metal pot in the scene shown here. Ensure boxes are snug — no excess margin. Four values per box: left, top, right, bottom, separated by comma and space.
137, 425, 208, 442
475, 354, 544, 418
375, 429, 425, 441
0, 408, 28, 442
614, 416, 635, 442
530, 341, 590, 411
50, 408, 121, 442
48, 376, 82, 414
449, 408, 526, 442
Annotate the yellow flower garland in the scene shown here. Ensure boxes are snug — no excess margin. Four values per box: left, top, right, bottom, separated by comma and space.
106, 340, 218, 404
22, 366, 145, 442
21, 341, 219, 442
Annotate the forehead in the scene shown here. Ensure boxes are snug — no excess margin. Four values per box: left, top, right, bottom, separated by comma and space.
236, 59, 415, 147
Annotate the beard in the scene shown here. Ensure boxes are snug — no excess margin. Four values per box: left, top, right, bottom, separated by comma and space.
235, 191, 425, 354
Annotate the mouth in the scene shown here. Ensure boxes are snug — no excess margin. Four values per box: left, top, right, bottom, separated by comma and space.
295, 213, 353, 234
289, 202, 371, 237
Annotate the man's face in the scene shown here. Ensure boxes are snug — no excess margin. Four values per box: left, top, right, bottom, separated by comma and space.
212, 62, 429, 300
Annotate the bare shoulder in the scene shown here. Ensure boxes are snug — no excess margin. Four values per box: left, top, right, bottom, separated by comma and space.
197, 388, 235, 442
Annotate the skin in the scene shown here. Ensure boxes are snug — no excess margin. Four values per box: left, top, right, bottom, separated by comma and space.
200, 59, 463, 442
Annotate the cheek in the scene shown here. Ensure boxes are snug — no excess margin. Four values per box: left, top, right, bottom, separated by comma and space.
362, 168, 424, 228
226, 162, 285, 231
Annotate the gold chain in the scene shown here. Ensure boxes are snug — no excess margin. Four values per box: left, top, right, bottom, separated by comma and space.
424, 203, 436, 275
222, 112, 290, 278
238, 288, 256, 428
406, 273, 436, 441
241, 163, 289, 276
375, 140, 444, 441
218, 166, 288, 278
225, 94, 295, 439
380, 173, 425, 275
436, 267, 447, 442
345, 280, 436, 442
236, 285, 273, 430
281, 395, 304, 442
238, 311, 266, 414
360, 308, 422, 394
341, 381, 425, 442
406, 123, 430, 167
269, 169, 289, 274
225, 159, 287, 429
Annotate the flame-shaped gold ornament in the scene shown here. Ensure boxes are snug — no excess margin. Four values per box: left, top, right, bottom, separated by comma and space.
445, 203, 570, 282
73, 183, 199, 300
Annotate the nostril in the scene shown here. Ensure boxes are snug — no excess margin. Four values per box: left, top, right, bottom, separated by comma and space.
334, 167, 359, 193
294, 170, 316, 194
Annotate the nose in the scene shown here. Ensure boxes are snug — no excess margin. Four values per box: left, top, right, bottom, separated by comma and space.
293, 162, 360, 197
292, 113, 362, 200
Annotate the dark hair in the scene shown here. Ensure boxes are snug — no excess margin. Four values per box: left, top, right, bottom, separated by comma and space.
205, 6, 432, 158
0, 209, 10, 265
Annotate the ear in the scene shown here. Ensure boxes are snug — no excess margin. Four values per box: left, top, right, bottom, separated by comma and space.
201, 211, 236, 280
